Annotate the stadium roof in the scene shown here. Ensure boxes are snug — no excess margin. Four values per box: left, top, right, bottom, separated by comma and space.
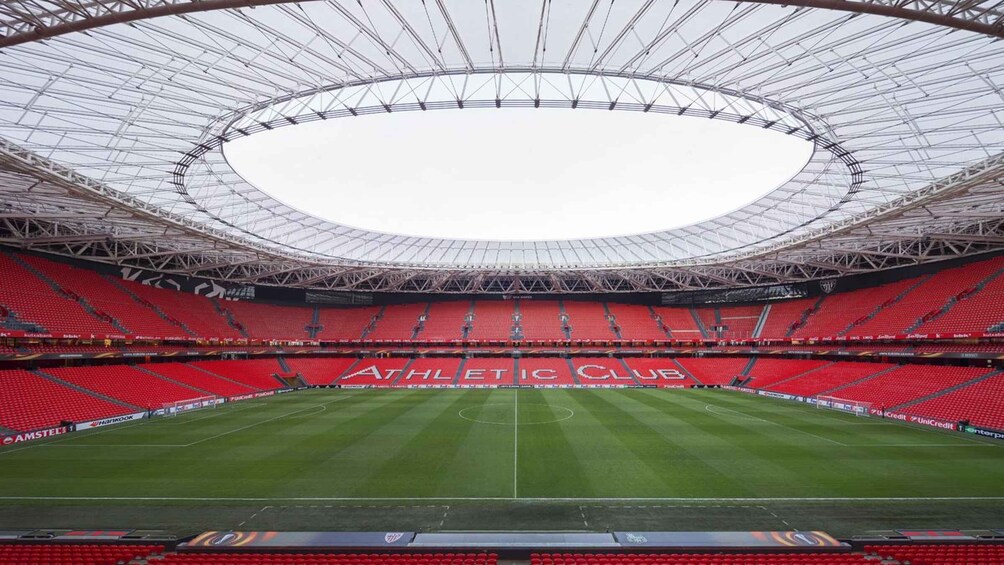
0, 0, 1002, 293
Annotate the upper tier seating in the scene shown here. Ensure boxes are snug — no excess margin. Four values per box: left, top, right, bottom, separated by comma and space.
143, 363, 259, 397
918, 269, 1004, 333
564, 301, 617, 340
518, 300, 566, 340
712, 305, 763, 339
866, 544, 1004, 565
467, 302, 515, 341
419, 301, 470, 341
316, 306, 382, 340
47, 365, 208, 411
851, 256, 1004, 336
744, 359, 831, 390
765, 362, 896, 398
607, 304, 668, 340
758, 297, 816, 338
0, 369, 131, 431
793, 279, 916, 338
224, 301, 313, 340
366, 303, 426, 341
284, 357, 359, 386
827, 364, 991, 410
160, 552, 498, 565
0, 544, 164, 565
651, 306, 704, 338
902, 372, 1004, 430
120, 279, 240, 339
189, 359, 286, 390
21, 254, 185, 337
531, 552, 869, 565
0, 253, 119, 335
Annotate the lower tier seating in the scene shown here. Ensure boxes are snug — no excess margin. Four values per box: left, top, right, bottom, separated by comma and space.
189, 359, 287, 390
47, 365, 209, 412
145, 363, 260, 397
0, 369, 132, 431
0, 544, 164, 565
532, 553, 869, 565
866, 544, 1004, 564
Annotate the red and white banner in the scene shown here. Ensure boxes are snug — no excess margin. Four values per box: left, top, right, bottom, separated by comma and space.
1, 425, 69, 446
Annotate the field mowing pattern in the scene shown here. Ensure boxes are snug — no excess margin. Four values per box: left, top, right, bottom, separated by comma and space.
0, 388, 1001, 535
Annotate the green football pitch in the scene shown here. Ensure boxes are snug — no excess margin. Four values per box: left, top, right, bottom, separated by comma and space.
1, 387, 1002, 536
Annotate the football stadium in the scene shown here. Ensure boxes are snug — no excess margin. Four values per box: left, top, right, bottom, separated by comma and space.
1, 0, 1004, 562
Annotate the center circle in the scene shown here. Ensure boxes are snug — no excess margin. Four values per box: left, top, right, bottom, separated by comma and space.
458, 403, 575, 426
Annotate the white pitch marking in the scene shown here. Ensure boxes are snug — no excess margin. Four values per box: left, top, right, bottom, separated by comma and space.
457, 403, 574, 426
704, 404, 847, 446
513, 389, 518, 499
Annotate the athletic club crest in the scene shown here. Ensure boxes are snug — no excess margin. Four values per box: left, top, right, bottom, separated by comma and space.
385, 533, 405, 544
820, 280, 837, 294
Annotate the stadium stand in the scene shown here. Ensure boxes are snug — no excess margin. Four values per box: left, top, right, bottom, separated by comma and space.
457, 358, 515, 385
651, 306, 704, 339
901, 372, 1004, 430
0, 253, 121, 335
20, 254, 187, 337
189, 359, 287, 390
0, 544, 164, 564
335, 357, 411, 386
517, 358, 577, 386
571, 357, 639, 385
607, 304, 669, 340
758, 298, 816, 338
764, 362, 897, 398
531, 553, 870, 565
119, 279, 240, 339
0, 369, 132, 431
564, 301, 617, 340
675, 358, 748, 385
419, 301, 470, 341
316, 306, 382, 340
366, 303, 426, 341
918, 268, 1004, 333
793, 279, 918, 338
143, 363, 260, 397
713, 305, 763, 339
744, 359, 831, 390
224, 301, 314, 340
823, 364, 992, 410
46, 365, 209, 411
851, 256, 1004, 336
467, 301, 515, 341
285, 357, 359, 386
517, 300, 566, 340
866, 544, 1004, 564
397, 357, 463, 386
623, 358, 697, 386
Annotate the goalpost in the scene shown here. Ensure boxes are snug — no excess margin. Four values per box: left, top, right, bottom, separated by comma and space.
161, 396, 221, 417
815, 395, 872, 417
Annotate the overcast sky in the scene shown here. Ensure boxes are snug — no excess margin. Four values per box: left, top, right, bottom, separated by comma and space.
224, 108, 812, 241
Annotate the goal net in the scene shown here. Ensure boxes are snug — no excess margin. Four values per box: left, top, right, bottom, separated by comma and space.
161, 396, 221, 417
815, 395, 872, 417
